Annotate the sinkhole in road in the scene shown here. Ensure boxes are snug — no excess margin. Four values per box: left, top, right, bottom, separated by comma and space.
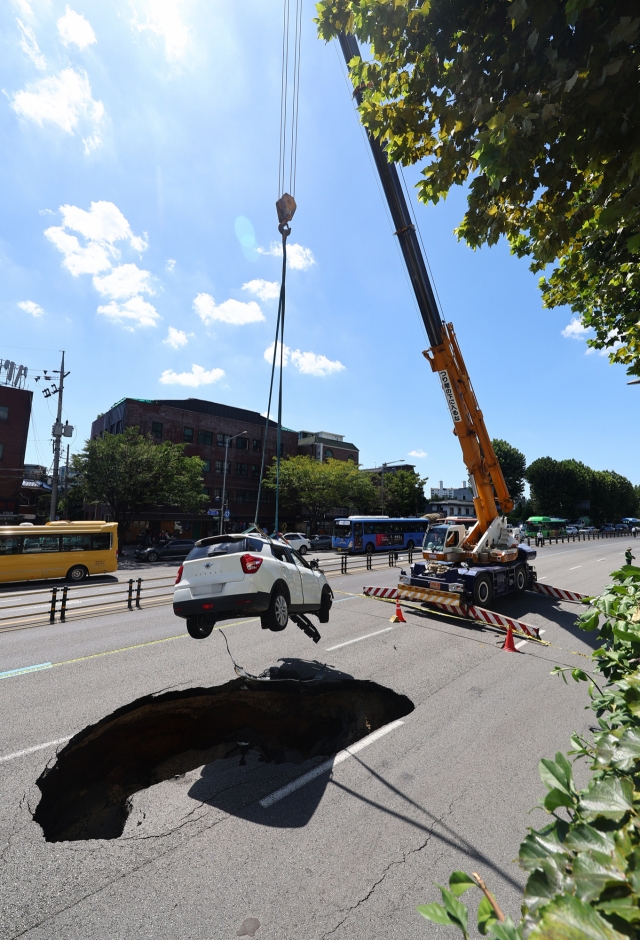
34, 669, 413, 842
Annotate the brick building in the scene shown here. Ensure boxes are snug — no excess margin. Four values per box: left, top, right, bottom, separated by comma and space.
90, 398, 298, 540
0, 385, 33, 522
296, 431, 359, 463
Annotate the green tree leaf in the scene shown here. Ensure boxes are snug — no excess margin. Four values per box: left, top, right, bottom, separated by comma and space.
448, 871, 476, 896
578, 777, 634, 821
529, 894, 625, 939
416, 902, 456, 927
477, 895, 498, 935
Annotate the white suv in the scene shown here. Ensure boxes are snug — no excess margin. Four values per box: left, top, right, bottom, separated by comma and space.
173, 534, 332, 641
283, 531, 311, 554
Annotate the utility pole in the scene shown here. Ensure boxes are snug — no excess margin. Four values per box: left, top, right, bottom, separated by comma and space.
219, 431, 246, 535
49, 351, 72, 521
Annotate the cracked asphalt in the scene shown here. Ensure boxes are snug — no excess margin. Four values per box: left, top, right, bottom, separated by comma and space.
0, 538, 623, 939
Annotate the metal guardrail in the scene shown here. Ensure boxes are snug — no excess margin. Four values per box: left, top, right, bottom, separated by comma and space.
525, 528, 636, 547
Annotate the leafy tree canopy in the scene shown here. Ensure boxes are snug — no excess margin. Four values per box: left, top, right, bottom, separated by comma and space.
72, 427, 207, 539
526, 455, 637, 522
264, 456, 378, 530
491, 438, 527, 502
316, 1, 640, 373
381, 468, 428, 516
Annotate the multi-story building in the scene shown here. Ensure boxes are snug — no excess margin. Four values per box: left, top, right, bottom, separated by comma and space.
428, 482, 476, 518
90, 397, 299, 540
0, 385, 33, 522
296, 431, 359, 463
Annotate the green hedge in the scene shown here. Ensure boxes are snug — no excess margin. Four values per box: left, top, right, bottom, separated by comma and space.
418, 564, 640, 939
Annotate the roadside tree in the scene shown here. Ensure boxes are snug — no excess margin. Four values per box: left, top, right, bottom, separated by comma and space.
72, 427, 206, 544
526, 457, 592, 520
316, 1, 640, 374
264, 456, 378, 532
491, 439, 526, 503
381, 468, 428, 516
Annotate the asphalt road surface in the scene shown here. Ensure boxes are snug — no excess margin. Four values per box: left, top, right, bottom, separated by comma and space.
0, 538, 629, 940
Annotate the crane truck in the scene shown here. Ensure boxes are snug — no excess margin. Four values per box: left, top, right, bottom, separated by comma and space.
338, 33, 538, 610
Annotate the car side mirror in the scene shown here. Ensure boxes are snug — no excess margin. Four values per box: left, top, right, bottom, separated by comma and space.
310, 559, 319, 569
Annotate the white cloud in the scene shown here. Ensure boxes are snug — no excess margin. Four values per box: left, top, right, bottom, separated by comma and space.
561, 318, 591, 340
258, 241, 315, 271
57, 7, 97, 49
263, 342, 345, 377
97, 297, 160, 328
408, 449, 427, 458
163, 326, 191, 349
159, 364, 225, 387
12, 0, 33, 18
93, 263, 154, 300
44, 227, 111, 275
132, 0, 190, 62
242, 279, 280, 302
45, 201, 148, 276
11, 69, 104, 152
17, 20, 46, 69
193, 292, 264, 325
166, 258, 176, 271
17, 300, 45, 317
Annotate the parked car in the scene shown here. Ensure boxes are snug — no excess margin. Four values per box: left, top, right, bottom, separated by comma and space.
579, 526, 597, 534
565, 526, 578, 535
600, 524, 615, 533
615, 524, 630, 532
283, 531, 311, 555
309, 534, 333, 552
135, 539, 196, 563
173, 533, 333, 639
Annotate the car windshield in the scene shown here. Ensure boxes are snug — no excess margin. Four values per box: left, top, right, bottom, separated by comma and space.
186, 537, 264, 560
423, 526, 447, 551
334, 523, 351, 538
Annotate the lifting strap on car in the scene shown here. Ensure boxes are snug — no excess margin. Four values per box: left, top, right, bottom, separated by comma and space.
254, 0, 303, 533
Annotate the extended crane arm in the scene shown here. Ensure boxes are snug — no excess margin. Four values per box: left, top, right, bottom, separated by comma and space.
338, 34, 513, 542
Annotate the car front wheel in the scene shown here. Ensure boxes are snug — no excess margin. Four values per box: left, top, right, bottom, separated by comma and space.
147, 551, 159, 562
299, 545, 307, 555
261, 587, 289, 632
186, 615, 215, 639
318, 586, 332, 623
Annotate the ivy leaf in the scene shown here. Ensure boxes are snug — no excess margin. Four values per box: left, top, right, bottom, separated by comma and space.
477, 895, 498, 935
578, 776, 634, 821
449, 871, 476, 896
530, 894, 626, 939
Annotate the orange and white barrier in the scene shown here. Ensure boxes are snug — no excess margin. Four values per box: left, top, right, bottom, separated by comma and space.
533, 582, 588, 603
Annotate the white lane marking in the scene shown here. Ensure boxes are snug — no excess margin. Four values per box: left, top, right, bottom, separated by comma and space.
260, 719, 405, 808
0, 662, 52, 680
597, 558, 606, 562
326, 627, 393, 651
569, 566, 582, 570
0, 736, 72, 764
515, 640, 528, 649
334, 596, 359, 603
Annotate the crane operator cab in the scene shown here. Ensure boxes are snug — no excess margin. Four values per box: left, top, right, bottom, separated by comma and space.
423, 524, 466, 562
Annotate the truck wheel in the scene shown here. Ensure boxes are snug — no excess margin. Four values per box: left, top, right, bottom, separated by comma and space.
318, 586, 333, 624
514, 564, 527, 593
473, 575, 493, 606
406, 540, 415, 551
186, 615, 215, 639
365, 543, 375, 554
261, 587, 289, 632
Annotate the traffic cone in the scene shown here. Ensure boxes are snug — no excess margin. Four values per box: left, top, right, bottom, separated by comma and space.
390, 596, 406, 623
501, 625, 519, 652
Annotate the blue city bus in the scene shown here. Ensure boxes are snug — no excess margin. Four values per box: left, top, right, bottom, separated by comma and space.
332, 516, 430, 554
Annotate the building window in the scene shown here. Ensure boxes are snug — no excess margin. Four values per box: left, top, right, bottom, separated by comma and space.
252, 439, 261, 452
203, 487, 210, 496
184, 427, 194, 443
251, 465, 260, 478
151, 422, 163, 439
213, 488, 222, 499
0, 444, 3, 458
0, 406, 7, 421
197, 430, 213, 445
324, 448, 334, 459
215, 460, 231, 474
236, 462, 249, 476
217, 433, 229, 447
236, 489, 255, 504
236, 436, 248, 450
202, 459, 211, 473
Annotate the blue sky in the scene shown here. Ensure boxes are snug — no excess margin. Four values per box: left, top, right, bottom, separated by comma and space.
1, 0, 637, 491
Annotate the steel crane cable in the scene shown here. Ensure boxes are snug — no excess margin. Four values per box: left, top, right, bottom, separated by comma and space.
254, 0, 302, 532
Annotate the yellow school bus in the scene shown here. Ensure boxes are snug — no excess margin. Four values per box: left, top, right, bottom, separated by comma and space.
0, 521, 118, 584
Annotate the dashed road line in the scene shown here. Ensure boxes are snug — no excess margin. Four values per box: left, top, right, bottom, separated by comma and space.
0, 662, 52, 680
0, 736, 72, 764
260, 719, 405, 808
569, 566, 582, 570
326, 627, 393, 651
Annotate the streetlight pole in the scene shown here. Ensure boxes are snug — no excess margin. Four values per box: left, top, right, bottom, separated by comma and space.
220, 431, 247, 535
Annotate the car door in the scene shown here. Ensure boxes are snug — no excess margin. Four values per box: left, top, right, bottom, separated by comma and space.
270, 544, 303, 609
289, 549, 322, 608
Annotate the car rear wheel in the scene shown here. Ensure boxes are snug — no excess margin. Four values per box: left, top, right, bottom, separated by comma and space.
299, 545, 307, 555
66, 565, 88, 582
147, 551, 159, 562
261, 587, 289, 632
186, 615, 215, 639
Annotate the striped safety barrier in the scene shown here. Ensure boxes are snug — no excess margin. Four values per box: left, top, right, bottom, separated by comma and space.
533, 582, 589, 603
363, 585, 539, 638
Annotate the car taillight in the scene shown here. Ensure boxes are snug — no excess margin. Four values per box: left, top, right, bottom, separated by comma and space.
241, 553, 263, 574
175, 565, 183, 585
